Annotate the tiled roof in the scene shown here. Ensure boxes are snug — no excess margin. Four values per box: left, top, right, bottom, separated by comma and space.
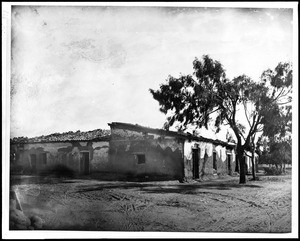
108, 122, 235, 148
11, 122, 236, 149
11, 129, 111, 144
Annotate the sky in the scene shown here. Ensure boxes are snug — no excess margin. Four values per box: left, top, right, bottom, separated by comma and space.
9, 4, 294, 140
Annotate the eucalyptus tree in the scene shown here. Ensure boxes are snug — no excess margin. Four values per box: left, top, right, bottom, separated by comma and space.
150, 55, 292, 183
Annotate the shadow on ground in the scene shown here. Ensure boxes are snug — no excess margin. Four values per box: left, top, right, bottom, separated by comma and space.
74, 181, 263, 195
10, 174, 265, 196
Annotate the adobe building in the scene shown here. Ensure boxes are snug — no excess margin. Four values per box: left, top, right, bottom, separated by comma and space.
10, 122, 237, 181
10, 129, 111, 175
183, 135, 236, 180
108, 122, 236, 181
108, 122, 186, 181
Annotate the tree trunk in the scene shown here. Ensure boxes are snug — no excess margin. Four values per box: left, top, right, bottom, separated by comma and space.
235, 156, 240, 173
237, 147, 246, 184
251, 149, 256, 180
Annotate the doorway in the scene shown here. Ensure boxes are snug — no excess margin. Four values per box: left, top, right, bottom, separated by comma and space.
192, 148, 199, 179
80, 152, 90, 175
213, 152, 217, 171
30, 154, 37, 172
227, 154, 231, 174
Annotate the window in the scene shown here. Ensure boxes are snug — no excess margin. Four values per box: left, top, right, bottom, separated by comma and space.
40, 153, 47, 165
136, 154, 146, 164
213, 152, 217, 170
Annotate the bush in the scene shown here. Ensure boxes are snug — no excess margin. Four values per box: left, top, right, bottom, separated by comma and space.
263, 166, 284, 175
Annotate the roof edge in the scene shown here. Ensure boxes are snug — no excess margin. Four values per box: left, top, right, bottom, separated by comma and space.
108, 122, 235, 148
10, 135, 111, 145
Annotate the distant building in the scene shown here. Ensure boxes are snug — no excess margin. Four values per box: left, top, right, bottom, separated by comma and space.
10, 122, 237, 181
10, 129, 111, 175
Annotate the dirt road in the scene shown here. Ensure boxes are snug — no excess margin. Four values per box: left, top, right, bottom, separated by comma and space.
12, 174, 291, 233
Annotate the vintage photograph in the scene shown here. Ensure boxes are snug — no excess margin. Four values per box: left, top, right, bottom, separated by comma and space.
2, 2, 298, 239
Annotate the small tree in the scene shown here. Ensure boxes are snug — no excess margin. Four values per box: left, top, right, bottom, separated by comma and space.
259, 132, 292, 173
150, 55, 292, 183
259, 137, 291, 174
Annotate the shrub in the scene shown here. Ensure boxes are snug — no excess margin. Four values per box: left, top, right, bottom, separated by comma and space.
263, 166, 284, 175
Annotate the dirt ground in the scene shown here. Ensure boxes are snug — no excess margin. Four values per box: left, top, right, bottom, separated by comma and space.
11, 173, 292, 233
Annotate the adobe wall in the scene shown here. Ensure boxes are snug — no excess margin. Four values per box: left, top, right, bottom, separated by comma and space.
109, 127, 184, 180
10, 141, 109, 174
184, 140, 236, 179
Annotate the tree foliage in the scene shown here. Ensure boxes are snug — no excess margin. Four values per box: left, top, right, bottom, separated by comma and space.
259, 136, 292, 175
150, 55, 292, 183
257, 62, 293, 172
260, 62, 293, 138
151, 55, 227, 131
258, 107, 292, 170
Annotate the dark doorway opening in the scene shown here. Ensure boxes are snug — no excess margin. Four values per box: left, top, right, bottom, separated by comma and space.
80, 152, 90, 175
192, 148, 199, 179
137, 154, 146, 164
30, 154, 37, 172
227, 154, 231, 174
213, 152, 217, 170
40, 153, 47, 165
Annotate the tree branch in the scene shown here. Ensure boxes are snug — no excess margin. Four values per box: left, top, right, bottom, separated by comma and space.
207, 107, 222, 116
244, 152, 252, 158
240, 132, 246, 141
273, 87, 285, 101
243, 101, 252, 128
277, 101, 292, 105
250, 115, 262, 137
244, 114, 260, 147
271, 87, 292, 104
